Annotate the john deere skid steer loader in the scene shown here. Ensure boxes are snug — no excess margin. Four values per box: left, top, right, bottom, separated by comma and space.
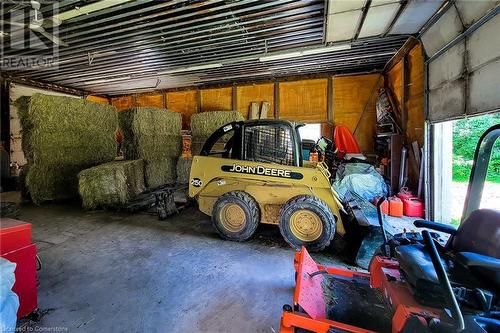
189, 119, 345, 251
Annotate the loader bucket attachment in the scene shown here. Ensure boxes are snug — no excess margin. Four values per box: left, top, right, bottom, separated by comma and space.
294, 247, 327, 320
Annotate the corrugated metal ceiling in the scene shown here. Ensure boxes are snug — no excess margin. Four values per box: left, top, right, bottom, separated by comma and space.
0, 0, 446, 95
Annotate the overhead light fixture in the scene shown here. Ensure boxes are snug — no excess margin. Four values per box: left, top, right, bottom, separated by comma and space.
259, 44, 351, 62
52, 0, 134, 22
84, 75, 132, 85
158, 63, 223, 74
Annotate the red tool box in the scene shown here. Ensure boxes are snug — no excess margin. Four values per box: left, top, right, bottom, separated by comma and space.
0, 218, 38, 318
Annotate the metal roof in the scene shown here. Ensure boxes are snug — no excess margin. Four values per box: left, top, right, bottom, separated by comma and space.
0, 0, 446, 96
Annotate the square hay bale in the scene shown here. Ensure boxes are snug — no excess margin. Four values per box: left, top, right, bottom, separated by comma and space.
78, 160, 145, 209
15, 94, 117, 203
145, 158, 177, 188
118, 108, 182, 187
190, 111, 243, 155
190, 111, 244, 137
176, 157, 193, 184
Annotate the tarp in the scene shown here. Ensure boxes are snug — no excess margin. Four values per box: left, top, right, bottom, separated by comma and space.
334, 163, 388, 202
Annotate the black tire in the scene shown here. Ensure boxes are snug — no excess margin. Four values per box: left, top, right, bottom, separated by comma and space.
212, 191, 260, 241
279, 195, 336, 252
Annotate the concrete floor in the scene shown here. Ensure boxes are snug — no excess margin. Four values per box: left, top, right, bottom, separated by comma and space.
12, 199, 420, 332
16, 203, 309, 333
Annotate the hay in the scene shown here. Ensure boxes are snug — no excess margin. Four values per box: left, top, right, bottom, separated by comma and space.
16, 94, 117, 203
176, 157, 193, 184
78, 160, 145, 209
118, 108, 182, 187
190, 111, 244, 155
190, 111, 244, 137
145, 158, 177, 188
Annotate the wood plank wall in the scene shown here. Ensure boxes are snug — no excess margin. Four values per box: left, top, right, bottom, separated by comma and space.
86, 95, 110, 104
200, 87, 232, 112
279, 79, 328, 123
333, 74, 382, 153
236, 83, 274, 118
108, 73, 402, 153
387, 43, 424, 146
386, 43, 425, 188
166, 90, 198, 129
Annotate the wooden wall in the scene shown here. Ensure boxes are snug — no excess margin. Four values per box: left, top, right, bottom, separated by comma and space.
86, 95, 109, 104
236, 83, 274, 118
108, 75, 388, 153
110, 95, 133, 112
279, 79, 328, 123
386, 43, 425, 146
135, 93, 163, 108
200, 87, 232, 112
167, 90, 197, 129
333, 74, 382, 153
386, 43, 425, 188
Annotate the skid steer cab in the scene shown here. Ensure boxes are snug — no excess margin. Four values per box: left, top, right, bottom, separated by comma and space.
189, 119, 345, 252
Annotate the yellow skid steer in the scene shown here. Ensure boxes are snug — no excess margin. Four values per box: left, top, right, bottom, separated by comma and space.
189, 120, 346, 251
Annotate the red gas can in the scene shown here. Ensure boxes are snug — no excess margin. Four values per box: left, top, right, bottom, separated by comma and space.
397, 187, 414, 201
403, 197, 425, 218
373, 197, 389, 215
0, 218, 38, 318
389, 197, 403, 217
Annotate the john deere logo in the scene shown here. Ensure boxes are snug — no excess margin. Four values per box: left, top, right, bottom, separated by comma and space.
221, 164, 303, 180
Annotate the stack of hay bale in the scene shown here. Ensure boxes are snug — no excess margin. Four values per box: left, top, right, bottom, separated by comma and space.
78, 160, 145, 209
118, 107, 182, 187
176, 111, 244, 184
190, 111, 244, 155
15, 94, 117, 203
176, 157, 192, 184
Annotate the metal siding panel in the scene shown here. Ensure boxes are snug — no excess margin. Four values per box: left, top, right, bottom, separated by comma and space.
390, 0, 444, 34
325, 10, 363, 42
428, 41, 465, 90
421, 6, 463, 57
468, 57, 500, 115
455, 0, 500, 26
428, 80, 465, 122
358, 3, 401, 38
327, 0, 366, 14
467, 12, 500, 72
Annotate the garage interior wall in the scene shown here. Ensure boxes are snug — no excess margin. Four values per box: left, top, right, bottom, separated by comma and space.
386, 43, 425, 147
109, 75, 383, 153
333, 73, 382, 153
86, 95, 110, 105
385, 42, 425, 188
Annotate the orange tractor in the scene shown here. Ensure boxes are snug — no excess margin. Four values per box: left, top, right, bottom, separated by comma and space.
280, 124, 500, 333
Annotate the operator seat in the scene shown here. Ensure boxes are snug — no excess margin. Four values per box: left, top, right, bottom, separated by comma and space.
395, 209, 500, 294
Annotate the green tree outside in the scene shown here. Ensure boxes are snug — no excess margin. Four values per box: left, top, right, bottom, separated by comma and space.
453, 113, 500, 183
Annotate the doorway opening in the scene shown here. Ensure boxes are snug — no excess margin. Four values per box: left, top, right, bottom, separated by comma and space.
432, 113, 500, 225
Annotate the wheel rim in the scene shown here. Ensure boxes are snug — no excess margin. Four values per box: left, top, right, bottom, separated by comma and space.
289, 209, 323, 242
219, 203, 246, 232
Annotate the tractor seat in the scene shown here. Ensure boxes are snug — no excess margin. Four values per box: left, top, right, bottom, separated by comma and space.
396, 209, 500, 294
395, 244, 441, 294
